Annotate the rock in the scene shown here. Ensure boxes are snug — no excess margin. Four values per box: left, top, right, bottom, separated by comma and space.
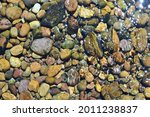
67, 68, 80, 86
84, 32, 103, 58
2, 92, 16, 100
50, 87, 61, 95
21, 61, 29, 70
38, 83, 49, 97
23, 67, 31, 77
21, 10, 36, 21
31, 38, 53, 56
41, 27, 51, 37
45, 77, 55, 85
142, 54, 150, 67
60, 49, 71, 60
10, 27, 18, 37
142, 73, 150, 87
47, 65, 62, 77
134, 93, 145, 100
6, 6, 22, 20
120, 71, 129, 78
10, 45, 23, 56
85, 71, 94, 82
5, 70, 13, 80
32, 3, 41, 14
28, 79, 39, 92
120, 95, 134, 100
0, 58, 10, 71
20, 23, 30, 37
37, 10, 46, 19
124, 61, 131, 71
117, 0, 127, 11
113, 21, 124, 30
62, 40, 75, 49
18, 80, 29, 93
30, 62, 41, 72
10, 57, 21, 68
95, 22, 107, 32
0, 36, 7, 51
9, 84, 17, 95
13, 68, 23, 78
7, 0, 21, 4
95, 82, 102, 92
134, 12, 149, 25
0, 72, 5, 81
112, 29, 120, 52
120, 39, 132, 52
131, 28, 148, 52
65, 0, 78, 12
22, 0, 38, 8
79, 6, 94, 18
77, 80, 87, 91
113, 52, 124, 63
107, 74, 115, 82
0, 18, 12, 30
144, 87, 150, 98
19, 91, 33, 100
29, 21, 40, 29
41, 1, 65, 27
53, 92, 69, 100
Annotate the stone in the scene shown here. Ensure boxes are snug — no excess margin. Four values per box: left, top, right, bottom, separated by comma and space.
29, 21, 40, 29
38, 83, 50, 97
0, 72, 5, 81
60, 49, 71, 60
65, 0, 78, 12
13, 68, 23, 78
47, 65, 62, 77
67, 16, 78, 34
113, 52, 124, 63
31, 38, 53, 56
9, 84, 17, 95
23, 67, 31, 77
37, 10, 46, 19
0, 58, 10, 71
22, 0, 38, 8
142, 73, 150, 87
95, 22, 107, 32
84, 32, 103, 58
107, 74, 115, 82
32, 3, 41, 14
142, 54, 150, 67
41, 27, 51, 37
67, 68, 80, 86
45, 77, 55, 85
7, 0, 21, 4
120, 71, 129, 78
5, 70, 13, 80
95, 82, 102, 92
124, 61, 131, 71
10, 45, 23, 56
21, 10, 36, 21
10, 27, 18, 37
20, 23, 30, 37
41, 1, 65, 27
77, 80, 87, 91
10, 57, 21, 68
117, 0, 127, 11
112, 29, 120, 52
62, 40, 75, 49
19, 91, 33, 100
0, 36, 7, 51
85, 71, 94, 82
120, 39, 132, 52
21, 61, 29, 70
53, 92, 69, 100
30, 62, 41, 72
18, 80, 29, 93
6, 6, 22, 20
131, 28, 148, 52
2, 92, 16, 100
0, 18, 12, 30
79, 6, 94, 18
144, 87, 150, 98
28, 80, 39, 92
134, 12, 149, 25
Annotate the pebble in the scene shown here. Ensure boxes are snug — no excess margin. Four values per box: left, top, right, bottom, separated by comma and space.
0, 58, 10, 71
120, 71, 129, 78
29, 21, 40, 29
10, 27, 18, 37
30, 62, 41, 72
77, 80, 87, 91
19, 91, 33, 100
5, 69, 13, 80
120, 39, 132, 52
37, 10, 46, 19
21, 10, 36, 21
0, 36, 6, 50
53, 92, 70, 100
28, 80, 39, 92
6, 6, 22, 20
47, 65, 62, 77
60, 49, 71, 60
2, 92, 16, 100
113, 52, 124, 63
45, 77, 55, 85
0, 18, 12, 30
124, 61, 131, 71
23, 67, 31, 77
31, 38, 53, 56
107, 74, 115, 82
65, 0, 78, 12
85, 71, 94, 82
0, 72, 5, 81
79, 6, 94, 18
95, 22, 107, 32
112, 29, 120, 52
13, 68, 23, 78
18, 80, 29, 93
22, 0, 38, 8
142, 73, 150, 87
95, 82, 102, 92
10, 57, 21, 68
32, 3, 41, 14
142, 54, 150, 67
20, 23, 30, 37
38, 83, 50, 97
144, 87, 150, 98
10, 45, 23, 56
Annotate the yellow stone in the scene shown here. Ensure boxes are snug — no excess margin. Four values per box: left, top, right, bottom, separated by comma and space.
47, 65, 62, 77
28, 79, 39, 92
96, 82, 102, 92
0, 58, 10, 71
2, 92, 16, 100
79, 6, 94, 18
95, 22, 107, 32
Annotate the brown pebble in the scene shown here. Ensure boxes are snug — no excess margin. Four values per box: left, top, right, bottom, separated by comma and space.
65, 0, 78, 12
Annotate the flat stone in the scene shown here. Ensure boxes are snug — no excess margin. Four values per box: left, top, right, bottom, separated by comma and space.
2, 92, 16, 100
32, 3, 41, 14
38, 83, 50, 97
47, 65, 62, 77
20, 23, 30, 37
28, 79, 39, 92
0, 58, 10, 71
31, 38, 53, 56
0, 18, 12, 30
10, 57, 21, 68
30, 62, 41, 72
10, 45, 23, 56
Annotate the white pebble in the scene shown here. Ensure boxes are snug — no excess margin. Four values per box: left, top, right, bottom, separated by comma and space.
32, 3, 41, 14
